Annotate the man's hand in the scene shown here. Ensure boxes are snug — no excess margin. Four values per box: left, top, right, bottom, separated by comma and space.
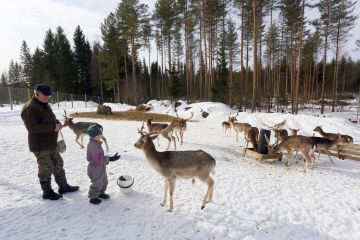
54, 123, 63, 132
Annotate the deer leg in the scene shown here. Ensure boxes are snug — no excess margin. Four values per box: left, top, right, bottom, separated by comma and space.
180, 130, 184, 145
287, 150, 293, 167
236, 131, 239, 142
168, 177, 176, 212
243, 141, 249, 157
302, 154, 309, 173
101, 136, 109, 152
163, 134, 172, 150
157, 136, 160, 147
171, 135, 177, 150
325, 149, 334, 163
198, 175, 214, 210
174, 131, 180, 141
76, 134, 84, 149
161, 179, 169, 207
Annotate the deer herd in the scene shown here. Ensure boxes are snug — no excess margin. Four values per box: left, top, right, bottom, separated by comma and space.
60, 108, 354, 211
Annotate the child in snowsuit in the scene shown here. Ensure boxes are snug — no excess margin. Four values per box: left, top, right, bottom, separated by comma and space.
85, 124, 120, 204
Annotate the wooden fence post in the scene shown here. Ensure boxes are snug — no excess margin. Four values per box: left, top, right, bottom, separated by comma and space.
8, 87, 13, 110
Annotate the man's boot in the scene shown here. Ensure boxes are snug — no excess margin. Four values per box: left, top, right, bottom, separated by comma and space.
55, 171, 79, 194
40, 181, 63, 200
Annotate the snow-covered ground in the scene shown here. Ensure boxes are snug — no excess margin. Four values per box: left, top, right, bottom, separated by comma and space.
1, 100, 360, 240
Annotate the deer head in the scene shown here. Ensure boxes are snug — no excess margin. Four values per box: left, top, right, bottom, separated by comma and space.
62, 110, 75, 127
134, 129, 158, 149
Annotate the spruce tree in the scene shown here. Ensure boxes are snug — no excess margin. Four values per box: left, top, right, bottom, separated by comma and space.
43, 29, 57, 87
1, 72, 7, 86
73, 25, 92, 94
30, 48, 46, 88
54, 26, 76, 92
20, 40, 32, 87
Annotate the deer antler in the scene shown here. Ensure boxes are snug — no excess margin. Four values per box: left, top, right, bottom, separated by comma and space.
184, 112, 194, 121
137, 127, 147, 136
63, 110, 67, 118
260, 119, 286, 130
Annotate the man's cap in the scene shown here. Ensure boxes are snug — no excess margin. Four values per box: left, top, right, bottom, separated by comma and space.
85, 124, 103, 139
35, 84, 53, 96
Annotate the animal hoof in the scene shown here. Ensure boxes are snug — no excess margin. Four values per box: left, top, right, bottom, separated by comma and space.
201, 205, 205, 210
160, 203, 165, 207
167, 209, 173, 212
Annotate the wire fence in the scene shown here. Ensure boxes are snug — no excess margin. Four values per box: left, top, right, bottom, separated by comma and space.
0, 86, 114, 110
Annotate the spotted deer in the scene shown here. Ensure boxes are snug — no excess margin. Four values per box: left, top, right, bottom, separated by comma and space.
243, 127, 259, 156
274, 129, 288, 144
309, 135, 342, 162
134, 129, 216, 212
222, 121, 231, 137
228, 114, 252, 142
62, 110, 109, 151
313, 126, 353, 143
269, 135, 316, 172
145, 118, 176, 150
173, 112, 194, 145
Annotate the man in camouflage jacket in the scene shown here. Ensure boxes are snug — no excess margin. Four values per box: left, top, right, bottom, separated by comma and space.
21, 84, 79, 200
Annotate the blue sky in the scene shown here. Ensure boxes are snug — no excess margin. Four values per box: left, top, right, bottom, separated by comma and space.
0, 0, 359, 74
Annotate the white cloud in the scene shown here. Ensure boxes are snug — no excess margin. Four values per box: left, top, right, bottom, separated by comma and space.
0, 0, 117, 72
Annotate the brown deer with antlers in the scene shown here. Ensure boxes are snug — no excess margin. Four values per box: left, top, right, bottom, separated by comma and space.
173, 112, 194, 145
62, 110, 109, 151
145, 118, 176, 150
134, 129, 216, 212
228, 113, 252, 142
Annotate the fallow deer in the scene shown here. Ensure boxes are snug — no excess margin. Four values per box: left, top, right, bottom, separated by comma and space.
290, 128, 300, 136
269, 135, 315, 172
313, 126, 353, 143
228, 115, 252, 142
62, 110, 109, 151
134, 130, 216, 212
274, 129, 288, 144
146, 118, 176, 150
222, 121, 231, 137
173, 112, 194, 145
309, 135, 342, 163
243, 127, 259, 156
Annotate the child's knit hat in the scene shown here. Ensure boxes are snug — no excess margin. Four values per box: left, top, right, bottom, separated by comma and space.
85, 124, 102, 139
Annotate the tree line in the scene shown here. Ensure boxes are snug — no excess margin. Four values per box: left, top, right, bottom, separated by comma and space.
1, 0, 360, 113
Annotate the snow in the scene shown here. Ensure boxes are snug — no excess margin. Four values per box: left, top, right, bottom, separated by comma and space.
1, 100, 360, 240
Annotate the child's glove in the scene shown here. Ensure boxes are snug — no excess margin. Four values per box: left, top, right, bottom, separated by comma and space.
108, 153, 120, 162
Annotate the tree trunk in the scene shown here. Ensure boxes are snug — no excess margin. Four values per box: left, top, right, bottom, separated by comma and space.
251, 0, 257, 113
295, 0, 305, 114
130, 35, 137, 104
332, 24, 340, 112
321, 5, 330, 114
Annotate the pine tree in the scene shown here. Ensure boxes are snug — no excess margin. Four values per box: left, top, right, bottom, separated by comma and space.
30, 47, 46, 87
20, 40, 32, 87
43, 29, 57, 87
73, 25, 92, 94
117, 0, 150, 104
330, 0, 357, 111
8, 60, 23, 87
54, 26, 76, 92
1, 72, 7, 86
